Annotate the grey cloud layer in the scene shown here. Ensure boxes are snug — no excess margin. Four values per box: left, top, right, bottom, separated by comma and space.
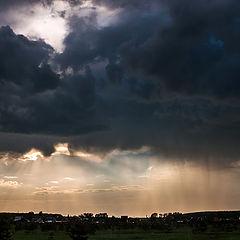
0, 0, 240, 166
0, 26, 105, 137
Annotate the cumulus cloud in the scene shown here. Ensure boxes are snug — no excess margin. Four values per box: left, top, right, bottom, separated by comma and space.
0, 179, 21, 188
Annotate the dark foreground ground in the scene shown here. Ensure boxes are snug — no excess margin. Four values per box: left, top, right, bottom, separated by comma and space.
13, 228, 240, 240
2, 211, 240, 240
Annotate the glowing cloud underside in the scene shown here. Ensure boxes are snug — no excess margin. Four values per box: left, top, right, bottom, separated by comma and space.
52, 143, 70, 156
21, 149, 44, 161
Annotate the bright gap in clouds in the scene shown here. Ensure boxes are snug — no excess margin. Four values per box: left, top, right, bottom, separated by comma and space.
5, 1, 69, 52
0, 0, 120, 52
52, 143, 70, 156
21, 149, 44, 162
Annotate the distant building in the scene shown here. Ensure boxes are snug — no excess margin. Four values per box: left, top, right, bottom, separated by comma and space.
14, 216, 23, 222
14, 216, 29, 223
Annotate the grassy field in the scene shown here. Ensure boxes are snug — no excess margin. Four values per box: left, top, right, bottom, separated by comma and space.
14, 230, 70, 240
13, 228, 240, 240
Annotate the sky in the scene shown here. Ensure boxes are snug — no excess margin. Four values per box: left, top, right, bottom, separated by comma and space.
0, 0, 240, 216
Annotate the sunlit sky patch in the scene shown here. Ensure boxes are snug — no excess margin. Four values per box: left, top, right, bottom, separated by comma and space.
21, 149, 44, 162
0, 2, 67, 52
0, 144, 240, 216
0, 0, 120, 52
52, 143, 70, 156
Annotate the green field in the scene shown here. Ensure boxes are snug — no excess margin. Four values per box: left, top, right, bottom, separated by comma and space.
13, 229, 240, 240
13, 231, 70, 240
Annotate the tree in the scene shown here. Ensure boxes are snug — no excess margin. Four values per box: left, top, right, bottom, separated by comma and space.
68, 223, 89, 240
79, 213, 93, 221
150, 213, 158, 219
0, 219, 12, 240
83, 213, 93, 219
95, 213, 108, 219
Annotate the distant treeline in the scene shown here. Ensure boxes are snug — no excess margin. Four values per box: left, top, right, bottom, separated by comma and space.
1, 210, 240, 240
1, 210, 240, 220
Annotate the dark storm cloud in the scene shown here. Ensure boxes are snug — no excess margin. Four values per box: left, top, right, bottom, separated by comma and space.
56, 12, 162, 70
54, 0, 240, 165
0, 132, 58, 156
56, 0, 240, 101
119, 0, 240, 100
66, 98, 240, 167
0, 26, 105, 141
0, 0, 240, 166
0, 26, 58, 92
